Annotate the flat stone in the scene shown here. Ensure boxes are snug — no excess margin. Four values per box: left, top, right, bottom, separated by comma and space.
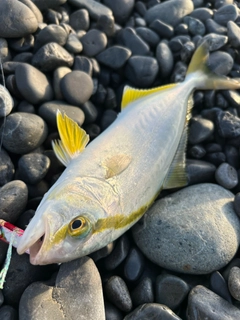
214, 4, 238, 26
131, 277, 154, 307
132, 183, 240, 274
228, 267, 240, 301
69, 9, 90, 31
135, 27, 160, 48
0, 0, 38, 38
2, 112, 48, 154
216, 111, 240, 138
186, 159, 216, 185
118, 27, 150, 56
34, 25, 68, 51
189, 8, 213, 21
227, 21, 240, 48
215, 163, 238, 189
199, 33, 228, 51
205, 19, 227, 35
210, 271, 232, 303
188, 117, 214, 144
145, 0, 194, 27
31, 0, 67, 10
187, 285, 240, 319
15, 64, 54, 104
208, 51, 234, 75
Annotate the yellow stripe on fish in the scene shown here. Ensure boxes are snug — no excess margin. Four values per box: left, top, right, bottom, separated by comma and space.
17, 42, 240, 265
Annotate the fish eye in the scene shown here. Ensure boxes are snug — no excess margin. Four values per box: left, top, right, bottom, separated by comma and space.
68, 216, 91, 238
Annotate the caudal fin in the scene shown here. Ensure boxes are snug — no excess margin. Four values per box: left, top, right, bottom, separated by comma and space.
186, 41, 240, 91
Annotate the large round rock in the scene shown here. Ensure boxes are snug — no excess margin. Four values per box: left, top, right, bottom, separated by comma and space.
2, 112, 48, 154
132, 183, 240, 274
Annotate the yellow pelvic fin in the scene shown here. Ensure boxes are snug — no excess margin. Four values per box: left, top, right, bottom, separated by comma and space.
102, 154, 132, 179
52, 110, 89, 167
186, 41, 240, 90
121, 83, 177, 110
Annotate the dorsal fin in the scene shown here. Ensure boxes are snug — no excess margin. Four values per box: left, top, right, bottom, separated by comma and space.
52, 110, 89, 167
121, 83, 177, 110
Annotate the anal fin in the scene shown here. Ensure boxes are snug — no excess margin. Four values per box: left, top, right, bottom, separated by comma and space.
163, 126, 189, 189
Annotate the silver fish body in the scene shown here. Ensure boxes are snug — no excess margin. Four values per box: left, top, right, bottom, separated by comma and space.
17, 43, 240, 265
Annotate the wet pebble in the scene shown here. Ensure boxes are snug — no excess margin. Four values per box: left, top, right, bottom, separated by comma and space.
131, 277, 154, 307
32, 42, 74, 72
188, 117, 214, 144
188, 285, 240, 319
18, 153, 50, 185
19, 256, 105, 320
0, 0, 38, 38
15, 64, 54, 104
215, 162, 238, 189
0, 149, 14, 186
38, 100, 85, 127
210, 271, 232, 303
155, 274, 189, 310
2, 112, 48, 154
124, 303, 182, 320
228, 266, 240, 301
61, 70, 93, 105
96, 46, 132, 70
104, 276, 132, 312
125, 56, 159, 87
132, 183, 240, 274
0, 180, 28, 223
214, 4, 238, 26
145, 0, 194, 27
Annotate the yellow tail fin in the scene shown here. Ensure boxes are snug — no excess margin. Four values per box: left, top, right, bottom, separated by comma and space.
186, 41, 240, 91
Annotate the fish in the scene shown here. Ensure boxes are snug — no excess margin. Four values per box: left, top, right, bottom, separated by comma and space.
17, 42, 240, 265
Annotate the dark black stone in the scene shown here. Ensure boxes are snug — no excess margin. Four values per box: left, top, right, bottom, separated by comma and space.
188, 117, 214, 144
96, 15, 115, 37
102, 0, 134, 24
214, 4, 238, 26
156, 41, 174, 79
73, 56, 93, 75
125, 56, 159, 87
84, 123, 101, 139
205, 152, 226, 166
34, 25, 68, 51
124, 303, 181, 319
216, 111, 240, 138
101, 109, 118, 130
0, 305, 18, 320
0, 149, 14, 186
96, 46, 131, 70
117, 27, 150, 56
105, 301, 123, 320
215, 162, 238, 189
124, 247, 145, 282
135, 27, 160, 48
186, 159, 216, 185
189, 144, 206, 159
224, 145, 239, 169
210, 271, 232, 303
80, 101, 98, 124
69, 9, 90, 31
104, 234, 130, 270
131, 277, 154, 307
81, 29, 107, 57
8, 35, 34, 52
205, 19, 227, 35
149, 19, 174, 38
104, 276, 132, 312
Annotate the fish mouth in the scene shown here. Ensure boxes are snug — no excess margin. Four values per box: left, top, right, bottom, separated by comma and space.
17, 218, 49, 265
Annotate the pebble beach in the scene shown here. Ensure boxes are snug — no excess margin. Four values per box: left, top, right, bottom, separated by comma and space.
2, 0, 240, 319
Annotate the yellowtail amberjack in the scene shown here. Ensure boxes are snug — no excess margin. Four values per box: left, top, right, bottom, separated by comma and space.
17, 43, 240, 265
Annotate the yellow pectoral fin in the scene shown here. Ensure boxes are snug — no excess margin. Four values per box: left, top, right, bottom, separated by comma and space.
52, 110, 89, 167
102, 154, 132, 179
121, 83, 177, 110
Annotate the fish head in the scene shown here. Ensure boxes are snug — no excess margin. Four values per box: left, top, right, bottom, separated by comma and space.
17, 177, 121, 265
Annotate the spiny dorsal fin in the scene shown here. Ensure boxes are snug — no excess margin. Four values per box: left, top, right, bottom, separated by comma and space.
121, 84, 177, 110
52, 110, 89, 167
102, 154, 132, 179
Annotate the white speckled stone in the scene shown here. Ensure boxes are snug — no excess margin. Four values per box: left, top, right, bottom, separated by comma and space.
132, 183, 240, 274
